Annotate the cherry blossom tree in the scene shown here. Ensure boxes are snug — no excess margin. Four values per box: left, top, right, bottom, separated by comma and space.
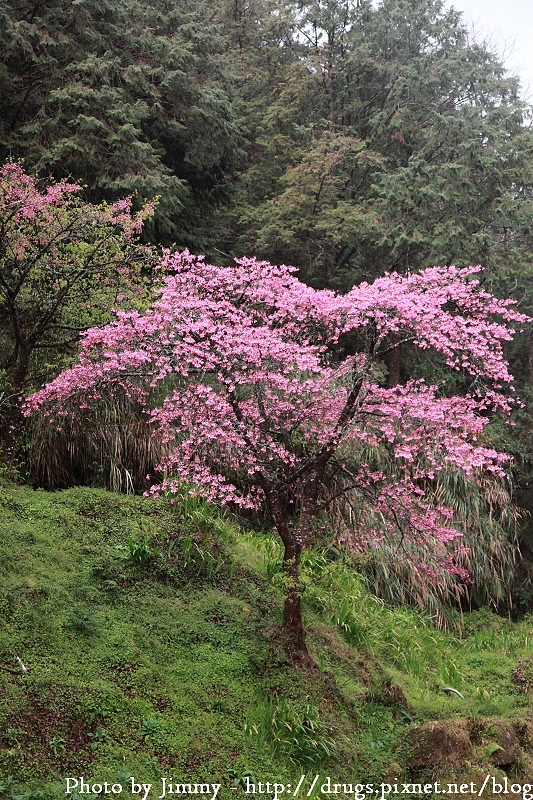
0, 163, 154, 455
26, 250, 528, 656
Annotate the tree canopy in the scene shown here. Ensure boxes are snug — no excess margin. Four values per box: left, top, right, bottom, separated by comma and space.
3, 0, 531, 275
216, 0, 533, 290
27, 251, 528, 651
0, 164, 153, 455
0, 0, 244, 246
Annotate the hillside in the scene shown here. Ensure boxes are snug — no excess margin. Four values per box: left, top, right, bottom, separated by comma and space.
0, 483, 532, 798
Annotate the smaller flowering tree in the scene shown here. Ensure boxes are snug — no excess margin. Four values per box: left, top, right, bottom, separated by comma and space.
27, 251, 528, 655
0, 163, 154, 453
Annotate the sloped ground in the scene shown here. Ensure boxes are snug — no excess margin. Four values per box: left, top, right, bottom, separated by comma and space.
0, 484, 532, 799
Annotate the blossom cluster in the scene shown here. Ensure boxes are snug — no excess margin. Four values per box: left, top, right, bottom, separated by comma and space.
26, 251, 529, 576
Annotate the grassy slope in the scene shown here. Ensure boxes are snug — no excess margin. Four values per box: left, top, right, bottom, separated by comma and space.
0, 484, 532, 798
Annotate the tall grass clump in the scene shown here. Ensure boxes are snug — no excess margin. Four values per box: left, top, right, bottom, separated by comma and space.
27, 390, 167, 491
302, 549, 463, 686
245, 693, 337, 766
325, 446, 521, 625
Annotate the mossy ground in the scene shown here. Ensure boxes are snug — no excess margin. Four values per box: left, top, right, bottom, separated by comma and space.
0, 484, 532, 798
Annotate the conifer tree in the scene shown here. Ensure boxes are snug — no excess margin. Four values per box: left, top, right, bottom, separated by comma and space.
220, 0, 532, 291
0, 0, 244, 246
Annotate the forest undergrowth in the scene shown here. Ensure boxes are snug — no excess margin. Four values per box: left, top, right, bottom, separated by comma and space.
1, 482, 532, 798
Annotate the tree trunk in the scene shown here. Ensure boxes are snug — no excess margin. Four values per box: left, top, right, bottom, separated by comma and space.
11, 345, 30, 400
385, 338, 402, 388
282, 535, 308, 657
2, 345, 30, 463
259, 477, 313, 663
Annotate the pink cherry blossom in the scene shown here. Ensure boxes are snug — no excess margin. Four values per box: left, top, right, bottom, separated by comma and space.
25, 250, 529, 649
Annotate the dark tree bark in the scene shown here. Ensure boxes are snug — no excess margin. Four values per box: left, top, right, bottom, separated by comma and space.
259, 476, 311, 660
281, 535, 307, 657
385, 339, 403, 388
2, 344, 30, 463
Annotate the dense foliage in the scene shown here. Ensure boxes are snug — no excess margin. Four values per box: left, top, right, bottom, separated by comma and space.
0, 0, 244, 245
2, 0, 532, 279
27, 251, 528, 649
215, 0, 533, 291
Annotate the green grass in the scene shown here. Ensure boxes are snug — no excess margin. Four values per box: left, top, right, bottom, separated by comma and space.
0, 483, 532, 798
